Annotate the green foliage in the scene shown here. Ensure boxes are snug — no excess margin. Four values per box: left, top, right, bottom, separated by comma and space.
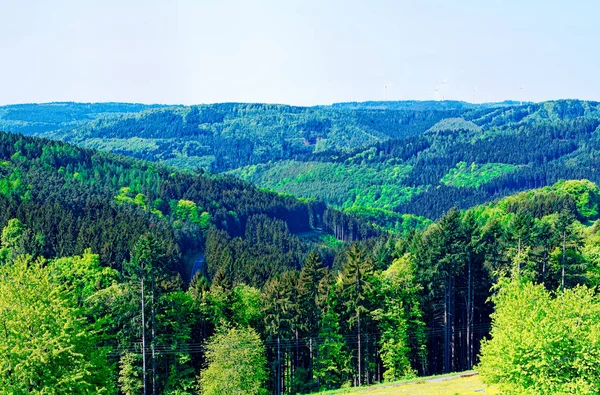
50, 249, 119, 303
231, 284, 263, 328
231, 160, 417, 211
583, 228, 600, 287
554, 179, 600, 220
118, 352, 143, 395
344, 206, 431, 234
0, 164, 30, 200
315, 306, 351, 390
198, 327, 268, 395
0, 218, 43, 264
441, 161, 519, 188
0, 102, 164, 135
5, 104, 600, 393
0, 218, 25, 259
478, 279, 600, 394
115, 187, 164, 217
0, 255, 116, 393
5, 99, 600, 224
171, 199, 211, 229
374, 254, 424, 381
157, 291, 199, 394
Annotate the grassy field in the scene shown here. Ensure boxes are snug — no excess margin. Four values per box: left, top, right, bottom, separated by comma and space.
311, 372, 499, 395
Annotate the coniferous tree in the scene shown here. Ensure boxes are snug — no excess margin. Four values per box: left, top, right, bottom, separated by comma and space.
297, 251, 327, 380
339, 244, 375, 386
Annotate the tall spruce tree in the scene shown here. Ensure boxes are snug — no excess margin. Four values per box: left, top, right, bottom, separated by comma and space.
340, 244, 375, 386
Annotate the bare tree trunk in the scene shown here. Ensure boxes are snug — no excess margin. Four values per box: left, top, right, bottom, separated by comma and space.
450, 276, 455, 372
295, 329, 299, 369
366, 333, 370, 385
542, 250, 548, 284
562, 231, 566, 292
141, 274, 147, 395
466, 259, 472, 370
517, 237, 522, 275
443, 281, 449, 373
357, 312, 362, 386
469, 267, 474, 370
309, 337, 313, 381
152, 276, 157, 395
277, 335, 281, 395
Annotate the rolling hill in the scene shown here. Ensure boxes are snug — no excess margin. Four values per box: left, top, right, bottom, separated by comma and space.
2, 99, 599, 228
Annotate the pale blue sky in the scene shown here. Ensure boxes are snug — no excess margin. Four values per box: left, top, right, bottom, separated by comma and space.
1, 0, 598, 106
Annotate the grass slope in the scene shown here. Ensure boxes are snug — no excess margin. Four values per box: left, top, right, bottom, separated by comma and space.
312, 373, 498, 395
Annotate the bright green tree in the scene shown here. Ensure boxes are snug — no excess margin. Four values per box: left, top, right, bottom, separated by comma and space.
373, 254, 423, 381
0, 255, 116, 393
231, 284, 263, 328
198, 327, 268, 395
118, 352, 143, 395
314, 302, 351, 390
478, 278, 600, 394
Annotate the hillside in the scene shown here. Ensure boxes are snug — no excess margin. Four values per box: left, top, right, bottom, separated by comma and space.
0, 130, 381, 286
234, 100, 600, 219
2, 100, 600, 227
37, 102, 459, 171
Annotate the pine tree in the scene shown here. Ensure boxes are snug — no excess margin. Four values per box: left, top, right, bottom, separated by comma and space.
297, 251, 327, 380
262, 276, 293, 394
125, 233, 171, 395
340, 244, 374, 386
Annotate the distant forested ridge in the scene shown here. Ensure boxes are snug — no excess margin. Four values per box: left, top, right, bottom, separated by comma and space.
2, 100, 599, 229
0, 102, 169, 135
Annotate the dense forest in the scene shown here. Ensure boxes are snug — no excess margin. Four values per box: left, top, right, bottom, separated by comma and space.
3, 100, 599, 233
0, 130, 379, 284
0, 128, 599, 393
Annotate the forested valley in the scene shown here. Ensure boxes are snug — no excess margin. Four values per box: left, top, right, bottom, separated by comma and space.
4, 100, 600, 234
0, 126, 599, 393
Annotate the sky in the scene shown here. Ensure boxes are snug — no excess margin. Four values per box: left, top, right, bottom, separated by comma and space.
1, 0, 599, 106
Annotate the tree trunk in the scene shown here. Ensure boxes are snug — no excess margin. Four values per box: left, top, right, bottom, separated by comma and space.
562, 231, 566, 292
141, 274, 147, 395
469, 271, 474, 370
450, 276, 455, 372
151, 275, 157, 395
542, 249, 548, 284
309, 337, 313, 381
365, 332, 370, 385
443, 280, 449, 374
295, 329, 299, 369
277, 335, 281, 395
517, 237, 522, 275
357, 312, 362, 386
466, 259, 472, 370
